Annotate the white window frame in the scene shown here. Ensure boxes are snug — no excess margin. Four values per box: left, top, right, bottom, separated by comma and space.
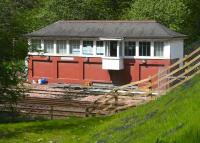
30, 39, 42, 52
124, 41, 136, 57
154, 41, 164, 57
96, 41, 104, 56
69, 40, 80, 55
28, 39, 169, 59
44, 40, 54, 54
56, 40, 67, 55
139, 41, 151, 57
82, 40, 94, 55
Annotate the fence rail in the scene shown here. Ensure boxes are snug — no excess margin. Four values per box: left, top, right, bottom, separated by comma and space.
86, 47, 200, 116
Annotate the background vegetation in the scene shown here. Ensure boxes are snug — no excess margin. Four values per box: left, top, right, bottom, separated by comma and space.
0, 0, 200, 60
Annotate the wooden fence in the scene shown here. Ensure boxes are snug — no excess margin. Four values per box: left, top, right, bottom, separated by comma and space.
86, 47, 200, 116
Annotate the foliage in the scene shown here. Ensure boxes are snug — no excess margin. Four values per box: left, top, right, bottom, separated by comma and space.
123, 0, 200, 49
0, 74, 199, 143
47, 0, 132, 20
0, 61, 26, 112
124, 0, 188, 32
0, 0, 39, 59
0, 0, 200, 58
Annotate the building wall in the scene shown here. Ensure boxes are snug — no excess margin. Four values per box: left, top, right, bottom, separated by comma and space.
170, 39, 184, 59
28, 56, 171, 85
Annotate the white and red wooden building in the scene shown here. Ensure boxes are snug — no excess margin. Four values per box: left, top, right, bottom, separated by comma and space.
26, 20, 186, 85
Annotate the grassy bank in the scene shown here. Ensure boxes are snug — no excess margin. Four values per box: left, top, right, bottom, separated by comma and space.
0, 74, 200, 143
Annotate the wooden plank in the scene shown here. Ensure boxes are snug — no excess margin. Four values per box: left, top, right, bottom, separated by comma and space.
166, 70, 200, 92
116, 47, 200, 92
140, 55, 200, 90
158, 63, 200, 91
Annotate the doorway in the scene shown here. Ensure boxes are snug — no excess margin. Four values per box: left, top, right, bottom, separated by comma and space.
105, 41, 118, 57
110, 41, 117, 57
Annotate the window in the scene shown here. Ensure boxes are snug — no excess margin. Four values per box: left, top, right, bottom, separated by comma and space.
83, 41, 93, 55
44, 40, 54, 53
125, 41, 136, 56
96, 41, 104, 55
139, 42, 151, 56
69, 40, 80, 54
154, 41, 164, 57
31, 39, 41, 52
57, 40, 67, 54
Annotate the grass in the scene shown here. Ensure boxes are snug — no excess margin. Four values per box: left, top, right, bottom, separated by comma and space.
0, 74, 200, 143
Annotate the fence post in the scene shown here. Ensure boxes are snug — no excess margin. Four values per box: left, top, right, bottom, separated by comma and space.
148, 76, 153, 97
113, 89, 118, 113
50, 106, 53, 120
85, 108, 89, 117
185, 60, 189, 78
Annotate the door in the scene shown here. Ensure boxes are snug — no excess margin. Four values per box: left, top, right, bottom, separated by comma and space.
105, 41, 118, 57
110, 41, 117, 57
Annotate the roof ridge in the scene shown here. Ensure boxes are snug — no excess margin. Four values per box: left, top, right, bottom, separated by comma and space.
58, 20, 157, 23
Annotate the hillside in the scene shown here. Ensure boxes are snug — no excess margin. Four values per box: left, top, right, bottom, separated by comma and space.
0, 74, 200, 143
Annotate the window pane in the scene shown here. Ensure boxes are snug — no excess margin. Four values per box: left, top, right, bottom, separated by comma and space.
44, 40, 54, 53
83, 41, 93, 55
57, 40, 67, 54
69, 40, 80, 54
96, 41, 104, 55
125, 41, 136, 56
139, 42, 151, 56
31, 40, 41, 52
154, 41, 164, 57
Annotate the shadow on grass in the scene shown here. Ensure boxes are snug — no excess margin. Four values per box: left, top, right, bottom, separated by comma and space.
0, 111, 47, 124
0, 111, 111, 140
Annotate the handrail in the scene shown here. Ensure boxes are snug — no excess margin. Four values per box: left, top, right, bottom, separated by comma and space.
151, 47, 200, 79
117, 47, 200, 91
138, 54, 200, 90
86, 47, 200, 116
114, 77, 151, 90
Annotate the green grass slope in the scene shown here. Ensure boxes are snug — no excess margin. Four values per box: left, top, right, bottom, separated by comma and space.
0, 74, 200, 143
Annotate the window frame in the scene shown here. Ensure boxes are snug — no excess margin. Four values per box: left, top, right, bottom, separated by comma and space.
44, 40, 54, 54
139, 41, 151, 57
96, 41, 104, 56
82, 40, 94, 55
56, 40, 67, 55
69, 40, 80, 55
154, 41, 164, 57
30, 39, 42, 52
124, 41, 136, 57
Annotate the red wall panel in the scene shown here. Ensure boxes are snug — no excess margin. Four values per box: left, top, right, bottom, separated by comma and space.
58, 61, 80, 80
84, 62, 111, 82
33, 60, 54, 78
139, 64, 164, 80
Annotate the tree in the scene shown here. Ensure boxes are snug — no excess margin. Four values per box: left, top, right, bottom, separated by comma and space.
0, 61, 26, 112
47, 0, 133, 20
123, 0, 200, 52
123, 0, 188, 32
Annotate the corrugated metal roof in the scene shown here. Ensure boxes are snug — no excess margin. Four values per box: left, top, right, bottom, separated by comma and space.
25, 20, 187, 39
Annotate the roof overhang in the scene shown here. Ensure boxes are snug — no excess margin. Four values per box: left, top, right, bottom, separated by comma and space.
99, 37, 123, 41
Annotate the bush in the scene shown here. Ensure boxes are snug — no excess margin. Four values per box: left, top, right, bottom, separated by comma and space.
0, 61, 26, 112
